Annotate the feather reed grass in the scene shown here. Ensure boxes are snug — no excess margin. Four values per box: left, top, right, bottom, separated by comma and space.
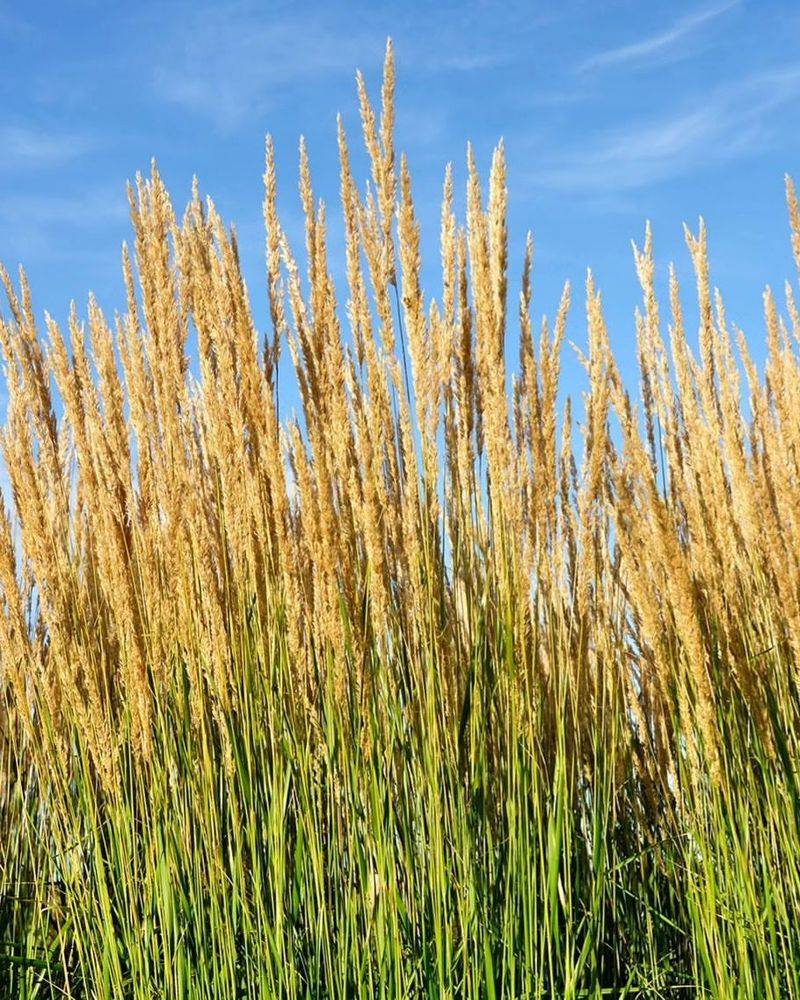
2, 43, 800, 997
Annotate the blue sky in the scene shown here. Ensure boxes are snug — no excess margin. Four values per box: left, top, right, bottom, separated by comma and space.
2, 0, 800, 404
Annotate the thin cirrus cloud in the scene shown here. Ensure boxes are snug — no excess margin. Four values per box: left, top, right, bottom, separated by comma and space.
1, 125, 93, 170
526, 65, 800, 193
151, 6, 386, 131
1, 186, 129, 261
578, 0, 740, 73
150, 3, 510, 132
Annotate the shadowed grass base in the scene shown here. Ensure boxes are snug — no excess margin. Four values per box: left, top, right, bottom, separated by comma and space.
3, 605, 799, 999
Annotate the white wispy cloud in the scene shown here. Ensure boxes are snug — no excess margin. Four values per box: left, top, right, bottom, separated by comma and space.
526, 65, 800, 192
578, 1, 739, 74
0, 186, 128, 261
151, 4, 385, 130
0, 125, 93, 169
151, 2, 511, 131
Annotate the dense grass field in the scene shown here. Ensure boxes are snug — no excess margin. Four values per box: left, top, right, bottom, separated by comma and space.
2, 45, 800, 997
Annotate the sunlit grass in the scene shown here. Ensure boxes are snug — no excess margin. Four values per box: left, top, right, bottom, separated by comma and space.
2, 42, 800, 997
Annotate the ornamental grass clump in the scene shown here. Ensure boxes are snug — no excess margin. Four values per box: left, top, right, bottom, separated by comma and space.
2, 42, 800, 998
